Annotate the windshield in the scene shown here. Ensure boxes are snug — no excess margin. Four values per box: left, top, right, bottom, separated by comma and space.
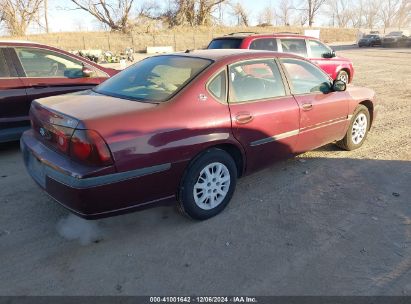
94, 55, 212, 102
364, 35, 377, 38
208, 38, 243, 49
387, 32, 402, 36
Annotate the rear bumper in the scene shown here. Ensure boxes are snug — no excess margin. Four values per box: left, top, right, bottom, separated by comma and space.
21, 130, 178, 219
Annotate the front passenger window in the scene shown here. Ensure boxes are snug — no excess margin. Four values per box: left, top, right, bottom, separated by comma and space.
15, 47, 86, 78
281, 58, 332, 94
229, 59, 286, 103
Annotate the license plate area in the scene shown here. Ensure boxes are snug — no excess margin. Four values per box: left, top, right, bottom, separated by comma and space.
25, 150, 46, 188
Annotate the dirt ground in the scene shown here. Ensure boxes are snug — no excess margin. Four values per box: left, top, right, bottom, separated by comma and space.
0, 47, 410, 296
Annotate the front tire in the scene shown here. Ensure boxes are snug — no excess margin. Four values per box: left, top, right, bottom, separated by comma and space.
336, 105, 370, 151
337, 70, 350, 83
178, 149, 237, 220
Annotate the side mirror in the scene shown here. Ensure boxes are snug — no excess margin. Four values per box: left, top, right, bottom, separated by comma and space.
332, 80, 347, 92
322, 51, 336, 58
82, 66, 94, 77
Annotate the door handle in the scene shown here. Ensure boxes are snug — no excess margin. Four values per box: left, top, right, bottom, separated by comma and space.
235, 113, 253, 124
302, 103, 313, 111
32, 83, 50, 88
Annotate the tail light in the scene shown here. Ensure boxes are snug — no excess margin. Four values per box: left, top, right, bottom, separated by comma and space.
70, 129, 113, 166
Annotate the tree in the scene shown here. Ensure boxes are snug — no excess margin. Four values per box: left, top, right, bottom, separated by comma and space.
395, 0, 411, 29
257, 4, 276, 26
231, 2, 249, 26
302, 0, 326, 26
68, 0, 135, 33
0, 0, 44, 36
378, 0, 400, 32
162, 0, 227, 27
328, 0, 353, 27
278, 0, 294, 26
363, 0, 379, 29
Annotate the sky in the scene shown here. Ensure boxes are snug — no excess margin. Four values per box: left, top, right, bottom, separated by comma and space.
36, 0, 305, 34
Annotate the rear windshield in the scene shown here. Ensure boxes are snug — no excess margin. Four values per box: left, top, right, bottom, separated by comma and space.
94, 55, 212, 102
208, 38, 243, 49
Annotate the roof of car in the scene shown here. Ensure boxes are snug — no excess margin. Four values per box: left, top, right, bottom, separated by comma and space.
172, 49, 303, 61
212, 32, 317, 40
0, 40, 43, 45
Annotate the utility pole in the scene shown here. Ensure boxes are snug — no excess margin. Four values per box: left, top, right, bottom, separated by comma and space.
44, 0, 49, 33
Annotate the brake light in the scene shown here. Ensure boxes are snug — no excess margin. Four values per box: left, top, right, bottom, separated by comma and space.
70, 129, 113, 166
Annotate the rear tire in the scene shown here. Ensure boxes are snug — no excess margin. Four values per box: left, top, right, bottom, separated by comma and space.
336, 105, 370, 151
178, 149, 237, 220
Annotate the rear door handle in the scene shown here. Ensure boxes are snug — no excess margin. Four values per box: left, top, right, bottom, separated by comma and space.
235, 113, 253, 124
302, 103, 313, 111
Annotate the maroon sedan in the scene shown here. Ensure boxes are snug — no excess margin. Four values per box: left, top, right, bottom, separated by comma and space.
21, 50, 377, 220
0, 40, 117, 143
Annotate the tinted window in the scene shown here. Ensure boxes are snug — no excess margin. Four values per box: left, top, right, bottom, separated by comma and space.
387, 32, 402, 36
16, 47, 84, 78
208, 70, 227, 102
250, 38, 278, 51
280, 39, 308, 57
229, 59, 286, 103
0, 50, 11, 77
95, 55, 212, 102
208, 39, 243, 49
281, 58, 331, 94
308, 40, 331, 58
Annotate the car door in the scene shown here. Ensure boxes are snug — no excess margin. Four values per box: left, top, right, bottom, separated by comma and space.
279, 57, 350, 153
0, 48, 30, 142
306, 39, 336, 78
227, 58, 300, 172
10, 46, 103, 103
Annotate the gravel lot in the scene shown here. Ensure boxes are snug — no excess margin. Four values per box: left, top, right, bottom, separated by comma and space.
0, 47, 410, 296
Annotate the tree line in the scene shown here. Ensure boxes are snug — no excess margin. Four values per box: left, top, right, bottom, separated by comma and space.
0, 0, 410, 36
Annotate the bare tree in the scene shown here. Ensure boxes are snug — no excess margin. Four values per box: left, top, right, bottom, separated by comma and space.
0, 0, 43, 36
197, 0, 226, 25
163, 0, 227, 27
68, 0, 135, 33
231, 2, 249, 26
363, 0, 379, 29
301, 0, 326, 26
328, 0, 352, 27
395, 0, 411, 29
378, 0, 400, 32
257, 4, 276, 26
278, 0, 294, 26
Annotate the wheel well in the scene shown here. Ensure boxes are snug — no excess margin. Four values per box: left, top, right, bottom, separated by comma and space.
359, 100, 374, 128
213, 144, 245, 177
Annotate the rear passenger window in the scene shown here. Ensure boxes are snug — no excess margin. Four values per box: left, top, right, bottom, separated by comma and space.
250, 39, 278, 51
208, 70, 227, 102
229, 59, 286, 103
0, 50, 11, 77
280, 39, 308, 57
